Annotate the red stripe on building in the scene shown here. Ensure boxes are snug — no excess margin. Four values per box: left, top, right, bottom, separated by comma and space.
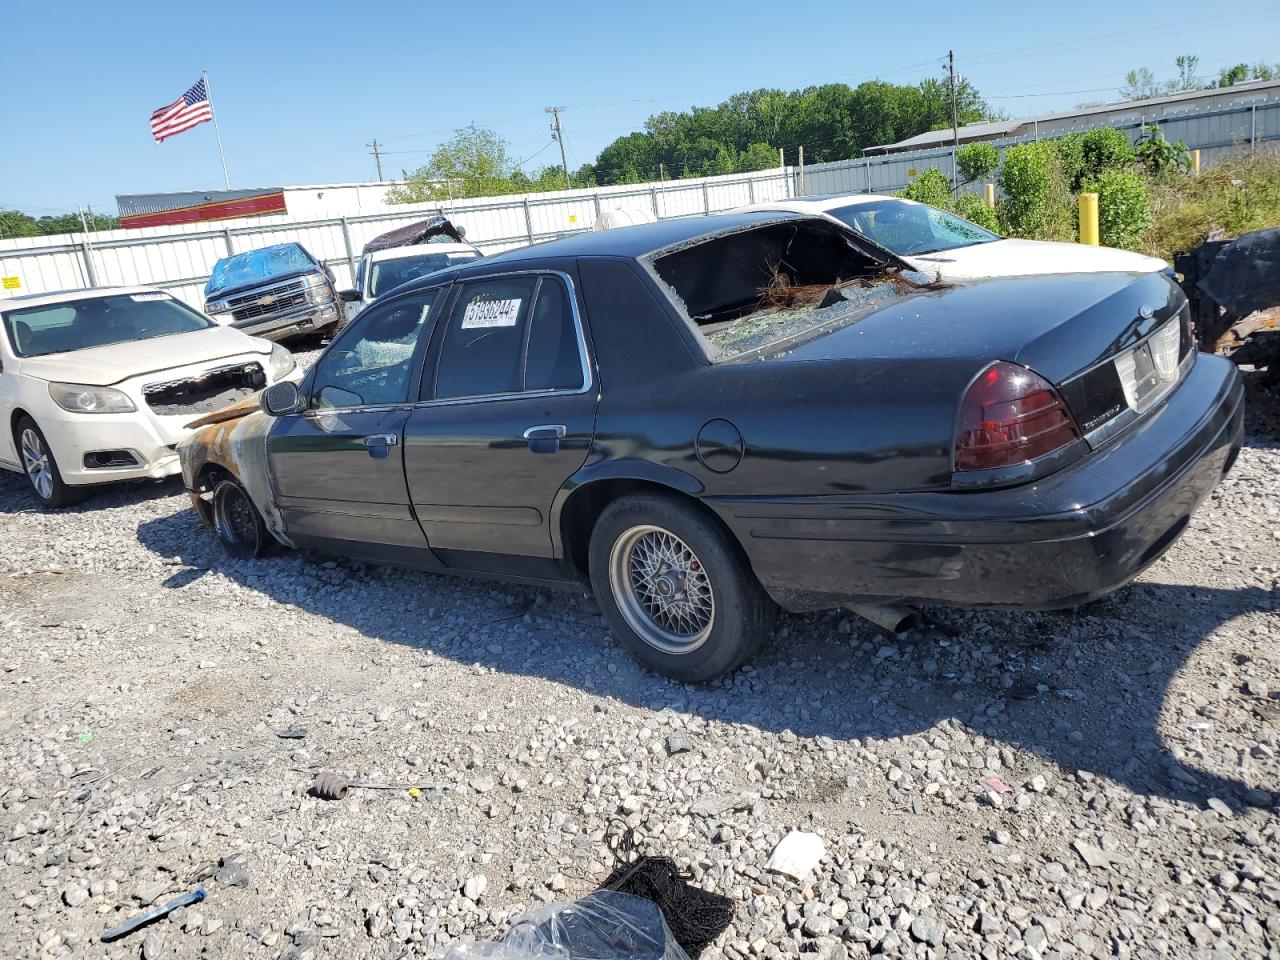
119, 192, 287, 229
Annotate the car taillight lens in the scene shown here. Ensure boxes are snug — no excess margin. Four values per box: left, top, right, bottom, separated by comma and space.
954, 361, 1081, 472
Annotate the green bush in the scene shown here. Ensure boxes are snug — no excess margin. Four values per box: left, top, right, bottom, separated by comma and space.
1079, 128, 1135, 185
1136, 125, 1191, 176
1083, 169, 1150, 249
955, 192, 1001, 233
1054, 134, 1085, 193
957, 142, 999, 185
997, 141, 1073, 240
900, 167, 953, 208
1144, 150, 1280, 259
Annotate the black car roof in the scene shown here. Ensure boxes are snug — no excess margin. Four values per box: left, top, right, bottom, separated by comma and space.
390, 210, 817, 294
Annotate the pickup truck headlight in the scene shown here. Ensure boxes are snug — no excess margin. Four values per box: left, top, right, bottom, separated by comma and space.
304, 275, 332, 304
206, 299, 231, 315
268, 343, 297, 380
48, 382, 137, 414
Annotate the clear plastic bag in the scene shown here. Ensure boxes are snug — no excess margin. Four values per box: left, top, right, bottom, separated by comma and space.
443, 890, 690, 960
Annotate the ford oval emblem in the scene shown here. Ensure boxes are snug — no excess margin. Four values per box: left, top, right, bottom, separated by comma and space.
1139, 304, 1154, 319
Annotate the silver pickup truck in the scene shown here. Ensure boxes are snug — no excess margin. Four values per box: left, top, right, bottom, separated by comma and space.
203, 242, 343, 342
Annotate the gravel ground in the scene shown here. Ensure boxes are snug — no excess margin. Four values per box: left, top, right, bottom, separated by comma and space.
1, 353, 1278, 960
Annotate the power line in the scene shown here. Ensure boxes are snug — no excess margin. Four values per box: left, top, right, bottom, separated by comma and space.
367, 140, 385, 181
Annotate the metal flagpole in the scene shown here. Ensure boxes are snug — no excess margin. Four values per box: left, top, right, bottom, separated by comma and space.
203, 71, 231, 188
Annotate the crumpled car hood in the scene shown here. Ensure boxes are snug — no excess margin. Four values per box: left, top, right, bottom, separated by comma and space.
17, 326, 270, 387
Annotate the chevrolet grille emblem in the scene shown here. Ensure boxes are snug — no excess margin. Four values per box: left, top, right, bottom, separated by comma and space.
259, 294, 276, 307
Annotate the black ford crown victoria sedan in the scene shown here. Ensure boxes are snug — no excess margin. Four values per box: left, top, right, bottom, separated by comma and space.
180, 212, 1244, 682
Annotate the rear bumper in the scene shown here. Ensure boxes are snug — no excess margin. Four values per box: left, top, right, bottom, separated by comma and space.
714, 354, 1245, 612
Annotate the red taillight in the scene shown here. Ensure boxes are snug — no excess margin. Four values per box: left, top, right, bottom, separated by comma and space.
954, 361, 1081, 472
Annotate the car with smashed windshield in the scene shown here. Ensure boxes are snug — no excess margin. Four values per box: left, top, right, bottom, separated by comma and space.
743, 193, 1166, 281
203, 242, 342, 342
178, 212, 1242, 682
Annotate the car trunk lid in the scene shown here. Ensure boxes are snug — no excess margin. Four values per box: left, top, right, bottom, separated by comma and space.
736, 271, 1193, 448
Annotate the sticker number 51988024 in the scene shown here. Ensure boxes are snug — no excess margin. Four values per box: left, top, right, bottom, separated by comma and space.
461, 298, 522, 329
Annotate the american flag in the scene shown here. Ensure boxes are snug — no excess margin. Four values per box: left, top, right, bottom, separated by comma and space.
150, 77, 213, 143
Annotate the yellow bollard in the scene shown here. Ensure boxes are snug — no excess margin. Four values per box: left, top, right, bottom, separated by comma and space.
984, 183, 996, 209
1191, 149, 1201, 175
1078, 192, 1099, 246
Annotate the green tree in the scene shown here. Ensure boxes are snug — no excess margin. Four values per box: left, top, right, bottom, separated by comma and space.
997, 141, 1072, 240
0, 209, 118, 238
1135, 124, 1191, 176
956, 142, 999, 185
955, 192, 1001, 233
0, 209, 40, 238
1219, 61, 1277, 86
1084, 169, 1150, 249
593, 131, 658, 185
586, 74, 996, 187
388, 124, 523, 202
1120, 67, 1161, 100
1172, 54, 1202, 92
1057, 128, 1136, 192
900, 168, 953, 207
738, 142, 780, 172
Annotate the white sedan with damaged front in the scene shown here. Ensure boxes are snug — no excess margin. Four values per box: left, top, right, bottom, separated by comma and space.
0, 286, 299, 507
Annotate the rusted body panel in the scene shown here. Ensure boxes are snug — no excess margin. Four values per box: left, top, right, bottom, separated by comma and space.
178, 405, 292, 547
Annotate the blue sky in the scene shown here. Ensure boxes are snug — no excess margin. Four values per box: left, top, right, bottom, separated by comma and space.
2, 0, 1277, 214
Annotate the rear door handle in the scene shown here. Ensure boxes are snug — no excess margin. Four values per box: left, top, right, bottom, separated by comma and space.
523, 424, 566, 454
362, 434, 399, 459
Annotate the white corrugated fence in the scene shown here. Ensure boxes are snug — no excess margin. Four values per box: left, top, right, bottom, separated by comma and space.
0, 169, 793, 309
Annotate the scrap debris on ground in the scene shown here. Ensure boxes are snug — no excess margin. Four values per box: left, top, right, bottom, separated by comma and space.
0, 350, 1277, 959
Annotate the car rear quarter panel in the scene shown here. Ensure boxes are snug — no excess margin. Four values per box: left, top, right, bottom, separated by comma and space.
577, 256, 979, 500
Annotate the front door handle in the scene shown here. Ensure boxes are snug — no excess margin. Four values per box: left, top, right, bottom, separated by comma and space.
523, 424, 566, 454
362, 434, 399, 459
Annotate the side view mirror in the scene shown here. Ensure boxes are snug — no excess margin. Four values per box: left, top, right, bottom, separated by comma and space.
261, 380, 303, 417
338, 289, 362, 303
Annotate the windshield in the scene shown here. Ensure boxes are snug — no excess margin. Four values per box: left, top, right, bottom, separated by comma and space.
369, 251, 480, 298
827, 199, 1000, 255
2, 293, 214, 358
206, 244, 316, 297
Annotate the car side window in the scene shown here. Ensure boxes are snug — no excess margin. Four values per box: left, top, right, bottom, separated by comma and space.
310, 289, 439, 409
524, 277, 584, 392
433, 277, 538, 400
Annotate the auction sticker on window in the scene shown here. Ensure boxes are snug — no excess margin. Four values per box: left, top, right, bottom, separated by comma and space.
461, 297, 522, 329
130, 292, 171, 302
2, 276, 20, 290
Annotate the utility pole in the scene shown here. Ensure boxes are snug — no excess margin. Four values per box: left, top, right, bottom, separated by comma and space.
367, 140, 385, 181
947, 50, 961, 191
546, 106, 570, 189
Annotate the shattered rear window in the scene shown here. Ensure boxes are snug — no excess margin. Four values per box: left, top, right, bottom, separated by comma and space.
707, 281, 908, 357
647, 218, 944, 361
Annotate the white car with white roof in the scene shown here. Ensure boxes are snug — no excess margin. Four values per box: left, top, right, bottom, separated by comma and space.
0, 286, 299, 507
741, 193, 1167, 280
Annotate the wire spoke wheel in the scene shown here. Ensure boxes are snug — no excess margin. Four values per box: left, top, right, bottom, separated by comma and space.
608, 524, 715, 655
20, 428, 53, 500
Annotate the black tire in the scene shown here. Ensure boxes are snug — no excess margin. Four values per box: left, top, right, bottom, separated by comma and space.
15, 416, 87, 509
588, 493, 777, 683
212, 479, 274, 559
